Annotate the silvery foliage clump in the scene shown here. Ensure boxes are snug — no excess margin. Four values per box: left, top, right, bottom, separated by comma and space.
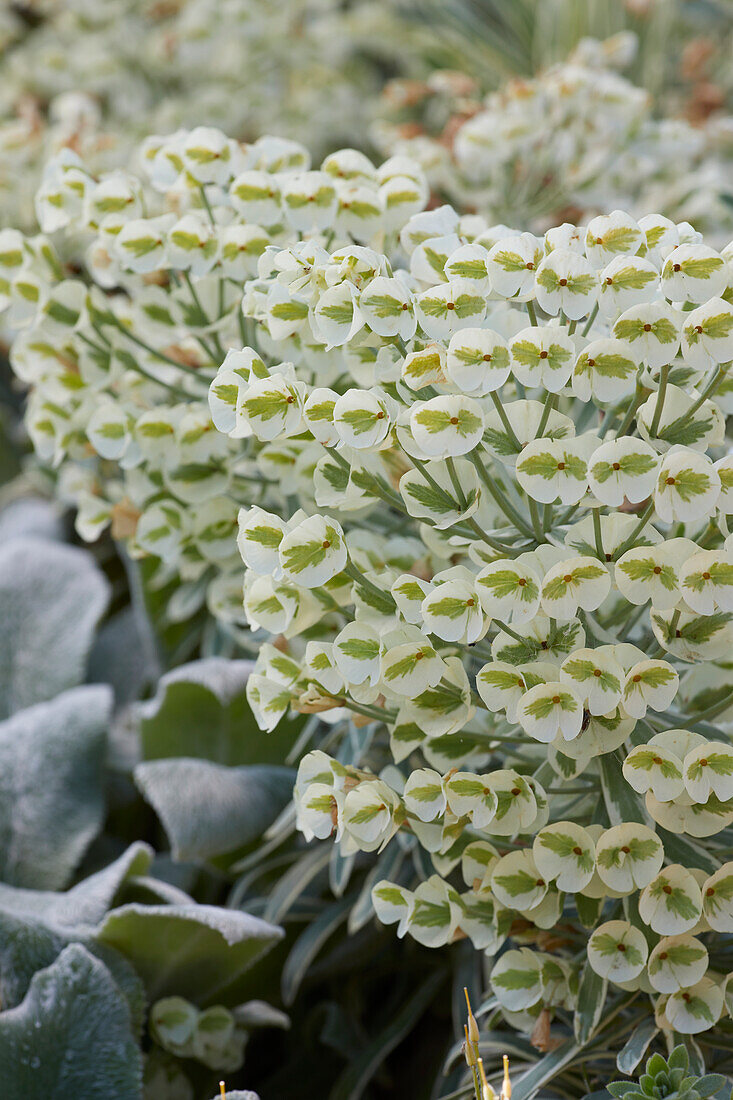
373, 33, 733, 242
8, 121, 733, 1056
0, 525, 285, 1099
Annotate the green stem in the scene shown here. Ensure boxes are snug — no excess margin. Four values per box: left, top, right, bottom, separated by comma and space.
649, 364, 669, 438
592, 508, 605, 560
525, 300, 538, 327
581, 302, 599, 338
611, 499, 655, 561
536, 391, 557, 438
468, 451, 535, 539
489, 391, 522, 451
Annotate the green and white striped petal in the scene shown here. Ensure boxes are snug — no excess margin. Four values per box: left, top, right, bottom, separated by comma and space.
343, 779, 400, 851
585, 212, 644, 269
509, 325, 575, 393
623, 660, 679, 719
486, 233, 543, 300
406, 876, 461, 947
649, 935, 709, 994
476, 661, 527, 723
480, 770, 536, 836
372, 880, 413, 939
421, 576, 486, 644
476, 559, 540, 624
701, 865, 733, 932
461, 840, 500, 891
445, 771, 498, 830
683, 741, 733, 803
639, 383, 724, 452
516, 437, 591, 506
446, 327, 511, 394
615, 538, 692, 611
359, 276, 416, 340
597, 255, 659, 318
381, 633, 445, 697
535, 248, 598, 320
622, 744, 685, 801
333, 387, 394, 450
661, 244, 728, 304
588, 436, 658, 508
401, 342, 447, 390
237, 505, 287, 576
414, 278, 486, 341
680, 551, 733, 615
491, 948, 544, 1012
595, 823, 664, 893
681, 297, 733, 370
517, 682, 583, 743
541, 557, 610, 620
560, 647, 624, 715
334, 621, 381, 687
665, 978, 724, 1035
403, 768, 446, 823
655, 449, 721, 523
613, 301, 681, 369
410, 395, 484, 458
399, 457, 480, 530
588, 920, 648, 982
278, 514, 346, 587
533, 821, 595, 892
491, 849, 548, 911
573, 337, 639, 404
639, 865, 703, 935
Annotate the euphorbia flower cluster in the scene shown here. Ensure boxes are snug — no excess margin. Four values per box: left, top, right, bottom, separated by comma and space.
7, 122, 733, 1043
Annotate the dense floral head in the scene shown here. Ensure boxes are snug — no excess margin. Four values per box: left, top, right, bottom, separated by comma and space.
6, 122, 733, 1045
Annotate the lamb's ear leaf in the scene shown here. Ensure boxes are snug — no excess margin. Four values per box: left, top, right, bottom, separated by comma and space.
96, 903, 283, 1005
139, 657, 300, 765
668, 1044, 689, 1072
134, 758, 294, 862
0, 842, 152, 929
0, 910, 145, 1036
696, 1075, 729, 1098
0, 537, 109, 719
608, 1084, 637, 1098
0, 685, 111, 889
0, 943, 142, 1100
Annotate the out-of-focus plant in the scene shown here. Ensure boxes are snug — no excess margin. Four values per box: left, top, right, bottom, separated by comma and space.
372, 33, 733, 242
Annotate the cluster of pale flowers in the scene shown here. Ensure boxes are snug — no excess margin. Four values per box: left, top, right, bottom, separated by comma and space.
374, 33, 733, 242
0, 0, 404, 235
7, 122, 733, 1041
2, 127, 429, 630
